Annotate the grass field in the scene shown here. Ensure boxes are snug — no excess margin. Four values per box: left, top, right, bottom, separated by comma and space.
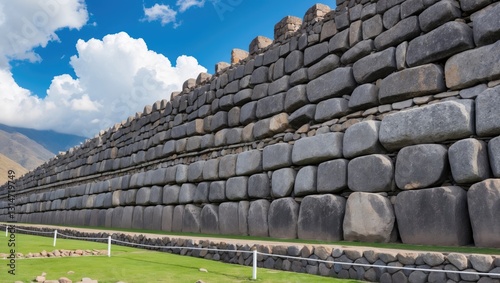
1, 234, 362, 283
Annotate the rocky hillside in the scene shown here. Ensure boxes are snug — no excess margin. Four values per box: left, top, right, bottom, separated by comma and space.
0, 130, 55, 170
0, 153, 28, 185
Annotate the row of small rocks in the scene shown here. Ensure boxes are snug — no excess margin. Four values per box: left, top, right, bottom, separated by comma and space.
0, 249, 107, 259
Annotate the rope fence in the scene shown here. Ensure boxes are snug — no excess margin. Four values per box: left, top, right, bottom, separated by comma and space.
2, 224, 500, 280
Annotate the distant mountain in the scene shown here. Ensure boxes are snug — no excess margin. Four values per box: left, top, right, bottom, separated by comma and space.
0, 130, 55, 170
0, 153, 29, 185
0, 124, 85, 154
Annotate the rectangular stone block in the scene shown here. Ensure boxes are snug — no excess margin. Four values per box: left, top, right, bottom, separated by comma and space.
374, 16, 421, 50
292, 132, 344, 165
263, 143, 293, 170
353, 47, 397, 84
306, 67, 356, 103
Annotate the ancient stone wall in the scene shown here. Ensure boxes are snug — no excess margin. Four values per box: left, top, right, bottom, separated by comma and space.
2, 0, 500, 253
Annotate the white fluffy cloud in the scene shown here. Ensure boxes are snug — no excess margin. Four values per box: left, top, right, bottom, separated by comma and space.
176, 0, 206, 12
143, 4, 177, 26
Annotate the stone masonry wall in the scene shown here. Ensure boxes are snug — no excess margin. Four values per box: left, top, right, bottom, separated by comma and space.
2, 0, 500, 261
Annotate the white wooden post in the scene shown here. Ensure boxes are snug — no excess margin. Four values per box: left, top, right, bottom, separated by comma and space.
107, 236, 111, 257
252, 249, 258, 280
53, 230, 57, 247
5, 226, 7, 237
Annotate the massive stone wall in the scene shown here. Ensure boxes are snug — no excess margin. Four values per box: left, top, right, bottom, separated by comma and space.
2, 0, 500, 251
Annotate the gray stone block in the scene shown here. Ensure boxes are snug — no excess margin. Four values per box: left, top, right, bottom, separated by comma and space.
285, 50, 304, 74
271, 168, 296, 198
252, 83, 268, 100
219, 202, 239, 235
353, 47, 397, 84
306, 67, 356, 103
406, 22, 474, 67
187, 161, 205, 183
120, 206, 134, 229
194, 182, 209, 204
285, 85, 308, 113
182, 204, 201, 233
239, 201, 250, 235
304, 42, 329, 66
460, 0, 491, 12
375, 16, 421, 50
219, 154, 237, 179
256, 92, 285, 119
234, 89, 253, 106
248, 199, 270, 237
489, 137, 500, 177
348, 154, 394, 192
401, 0, 425, 19
395, 186, 472, 246
379, 64, 446, 103
335, 10, 350, 30
343, 121, 385, 159
268, 76, 289, 96
228, 107, 241, 127
472, 2, 500, 46
294, 166, 317, 196
328, 29, 350, 54
268, 198, 299, 239
341, 39, 374, 66
468, 179, 500, 247
445, 41, 500, 89
202, 159, 219, 181
348, 84, 379, 110
298, 194, 346, 241
289, 68, 308, 86
210, 111, 228, 132
253, 113, 289, 139
288, 105, 316, 129
179, 183, 196, 204
350, 20, 363, 48
379, 100, 474, 150
314, 98, 349, 122
344, 192, 396, 243
149, 186, 163, 205
317, 159, 349, 193
477, 86, 500, 137
226, 176, 248, 201
383, 5, 400, 29
363, 15, 384, 40
292, 133, 344, 165
263, 143, 293, 170
449, 139, 490, 183
248, 173, 270, 198
209, 181, 226, 203
395, 144, 449, 190
175, 165, 188, 184
418, 0, 461, 32
236, 150, 262, 176
172, 205, 185, 232
240, 101, 257, 125
132, 206, 144, 229
136, 187, 151, 205
250, 66, 269, 85
307, 54, 340, 80
200, 204, 219, 234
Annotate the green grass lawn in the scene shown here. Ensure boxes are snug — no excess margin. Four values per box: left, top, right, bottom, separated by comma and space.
1, 234, 362, 283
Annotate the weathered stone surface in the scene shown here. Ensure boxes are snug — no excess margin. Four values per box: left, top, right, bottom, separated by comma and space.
187, 161, 205, 183
248, 173, 270, 198
271, 168, 296, 198
250, 66, 269, 85
298, 194, 346, 241
182, 204, 201, 233
379, 100, 474, 150
210, 111, 228, 132
363, 15, 384, 40
238, 201, 249, 235
343, 121, 385, 159
219, 154, 237, 179
395, 144, 449, 190
349, 84, 379, 110
406, 22, 474, 67
320, 19, 337, 42
472, 2, 500, 47
268, 76, 289, 96
263, 143, 293, 170
288, 105, 316, 129
194, 182, 209, 203
200, 204, 219, 234
252, 83, 268, 100
395, 186, 472, 246
248, 199, 270, 237
374, 16, 421, 50
418, 0, 461, 32
314, 98, 349, 122
239, 101, 257, 125
285, 85, 308, 113
136, 187, 151, 205
236, 150, 262, 176
285, 50, 303, 74
256, 92, 285, 119
350, 20, 363, 46
383, 5, 401, 30
294, 166, 317, 196
348, 154, 394, 192
449, 139, 490, 183
292, 133, 344, 165
131, 206, 144, 229
226, 176, 248, 201
448, 253, 468, 270
401, 0, 426, 19
253, 113, 289, 139
476, 86, 500, 136
163, 185, 180, 205
218, 202, 239, 235
353, 47, 397, 84
468, 179, 500, 247
306, 67, 356, 103
307, 54, 340, 80
317, 159, 348, 193
445, 41, 500, 89
202, 159, 219, 181
208, 181, 226, 203
304, 42, 329, 66
329, 29, 350, 54
179, 183, 196, 204
340, 39, 374, 65
268, 198, 299, 239
344, 192, 395, 243
490, 137, 500, 177
469, 254, 494, 272
379, 64, 446, 103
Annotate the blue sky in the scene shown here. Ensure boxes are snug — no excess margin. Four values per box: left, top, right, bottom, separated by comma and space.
0, 0, 332, 137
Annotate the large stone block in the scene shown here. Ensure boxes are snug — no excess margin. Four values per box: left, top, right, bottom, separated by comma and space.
187, 161, 205, 183
194, 182, 209, 204
263, 143, 293, 170
285, 50, 303, 74
219, 154, 237, 179
209, 181, 226, 202
239, 101, 257, 125
294, 166, 317, 196
379, 64, 446, 103
219, 202, 239, 235
248, 200, 270, 237
449, 139, 490, 183
200, 204, 219, 234
306, 67, 356, 103
248, 173, 270, 198
379, 100, 474, 150
175, 165, 188, 184
344, 192, 395, 243
163, 185, 180, 205
353, 47, 397, 84
210, 111, 228, 132
363, 15, 384, 39
202, 159, 219, 181
348, 154, 394, 192
271, 168, 296, 198
292, 133, 344, 165
253, 113, 289, 140
395, 186, 472, 246
226, 176, 248, 201
468, 179, 500, 247
348, 84, 379, 110
304, 42, 329, 66
131, 206, 144, 229
472, 2, 500, 46
374, 16, 420, 50
406, 22, 474, 67
445, 41, 500, 89
239, 201, 250, 235
418, 0, 461, 32
317, 159, 349, 193
268, 198, 299, 239
182, 204, 201, 233
489, 137, 500, 177
343, 121, 385, 159
179, 183, 196, 204
298, 194, 346, 241
395, 144, 449, 190
236, 150, 262, 176
256, 92, 286, 119
136, 187, 151, 205
314, 98, 349, 122
149, 186, 163, 205
307, 54, 340, 80
476, 86, 500, 137
285, 85, 308, 113
340, 39, 374, 65
288, 105, 316, 129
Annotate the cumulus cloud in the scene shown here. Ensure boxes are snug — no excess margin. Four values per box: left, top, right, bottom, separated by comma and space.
176, 0, 206, 12
143, 4, 177, 26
